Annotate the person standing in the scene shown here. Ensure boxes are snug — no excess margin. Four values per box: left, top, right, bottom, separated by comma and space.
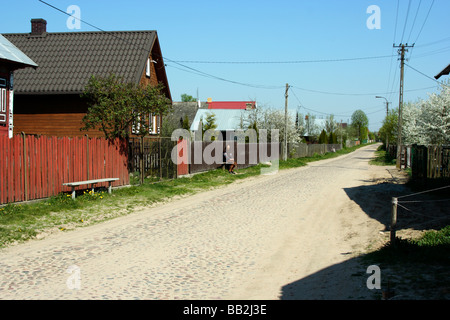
224, 144, 237, 174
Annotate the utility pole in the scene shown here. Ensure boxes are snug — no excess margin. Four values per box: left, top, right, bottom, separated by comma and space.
376, 96, 390, 149
284, 83, 289, 161
393, 43, 414, 169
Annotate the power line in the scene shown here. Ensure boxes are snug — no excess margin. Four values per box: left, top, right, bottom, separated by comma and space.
38, 0, 104, 32
38, 0, 285, 90
38, 0, 443, 102
393, 0, 400, 44
416, 35, 450, 48
412, 0, 435, 44
387, 0, 400, 105
291, 84, 436, 97
405, 63, 450, 87
289, 87, 388, 119
409, 0, 435, 58
406, 0, 422, 44
165, 63, 284, 89
171, 55, 396, 64
411, 45, 450, 59
400, 0, 413, 44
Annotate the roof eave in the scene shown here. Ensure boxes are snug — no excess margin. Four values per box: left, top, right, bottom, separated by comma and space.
435, 63, 450, 79
0, 58, 38, 71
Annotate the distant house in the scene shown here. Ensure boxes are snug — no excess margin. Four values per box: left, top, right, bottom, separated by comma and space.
0, 34, 37, 138
206, 99, 257, 110
302, 117, 327, 141
3, 19, 171, 138
166, 101, 207, 132
190, 108, 254, 140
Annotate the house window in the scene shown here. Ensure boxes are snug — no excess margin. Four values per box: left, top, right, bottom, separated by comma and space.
132, 114, 141, 134
149, 113, 160, 134
0, 80, 7, 123
146, 58, 151, 78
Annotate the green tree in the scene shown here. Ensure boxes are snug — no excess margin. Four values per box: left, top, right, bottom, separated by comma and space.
81, 73, 171, 139
318, 129, 328, 144
328, 131, 337, 144
181, 94, 196, 102
379, 108, 398, 148
351, 109, 369, 141
202, 112, 219, 140
182, 115, 190, 130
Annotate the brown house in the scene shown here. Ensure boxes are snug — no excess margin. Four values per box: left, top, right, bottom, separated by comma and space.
0, 34, 38, 138
3, 19, 171, 138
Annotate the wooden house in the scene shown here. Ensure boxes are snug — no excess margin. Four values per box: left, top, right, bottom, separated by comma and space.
3, 19, 171, 138
0, 34, 38, 138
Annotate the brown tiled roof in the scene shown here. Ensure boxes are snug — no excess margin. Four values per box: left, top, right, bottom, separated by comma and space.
3, 31, 160, 94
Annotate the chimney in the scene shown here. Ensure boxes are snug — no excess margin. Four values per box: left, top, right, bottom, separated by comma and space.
31, 19, 47, 35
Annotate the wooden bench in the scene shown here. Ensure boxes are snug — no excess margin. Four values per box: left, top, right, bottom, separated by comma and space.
63, 178, 119, 199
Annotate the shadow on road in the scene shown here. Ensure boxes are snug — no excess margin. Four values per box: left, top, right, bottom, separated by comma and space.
344, 178, 450, 232
280, 174, 450, 300
280, 255, 376, 300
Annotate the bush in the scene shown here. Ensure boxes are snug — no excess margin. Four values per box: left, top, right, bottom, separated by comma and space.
318, 129, 327, 144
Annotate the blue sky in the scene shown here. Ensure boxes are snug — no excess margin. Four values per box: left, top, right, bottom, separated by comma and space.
2, 0, 449, 131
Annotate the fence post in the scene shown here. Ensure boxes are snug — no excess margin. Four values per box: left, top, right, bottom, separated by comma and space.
22, 132, 28, 202
140, 136, 144, 184
159, 137, 162, 180
85, 134, 89, 181
391, 197, 398, 244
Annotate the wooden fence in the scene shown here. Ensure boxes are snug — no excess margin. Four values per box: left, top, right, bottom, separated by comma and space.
128, 137, 177, 180
411, 145, 450, 180
176, 140, 342, 175
0, 134, 129, 204
288, 143, 342, 158
187, 141, 280, 175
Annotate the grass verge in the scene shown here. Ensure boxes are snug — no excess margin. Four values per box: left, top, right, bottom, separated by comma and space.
0, 142, 372, 248
369, 145, 396, 166
362, 226, 450, 299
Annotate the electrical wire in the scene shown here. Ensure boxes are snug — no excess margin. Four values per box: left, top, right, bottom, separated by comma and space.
412, 0, 435, 45
171, 55, 396, 65
400, 0, 412, 44
406, 0, 422, 45
38, 0, 442, 106
165, 63, 284, 89
410, 45, 450, 59
405, 63, 450, 87
409, 0, 435, 58
38, 0, 286, 90
417, 35, 450, 48
289, 87, 389, 118
385, 0, 400, 102
291, 84, 436, 97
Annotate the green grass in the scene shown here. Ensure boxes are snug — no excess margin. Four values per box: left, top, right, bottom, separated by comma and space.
362, 226, 450, 299
0, 142, 372, 248
369, 145, 396, 166
364, 226, 450, 265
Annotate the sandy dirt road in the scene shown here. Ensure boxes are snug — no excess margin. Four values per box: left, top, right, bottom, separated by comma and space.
0, 143, 395, 300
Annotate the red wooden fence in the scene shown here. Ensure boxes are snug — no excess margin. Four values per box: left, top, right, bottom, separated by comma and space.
0, 134, 129, 204
176, 138, 189, 176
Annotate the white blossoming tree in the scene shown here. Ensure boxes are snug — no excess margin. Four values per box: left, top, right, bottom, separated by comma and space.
243, 106, 302, 144
402, 80, 450, 145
